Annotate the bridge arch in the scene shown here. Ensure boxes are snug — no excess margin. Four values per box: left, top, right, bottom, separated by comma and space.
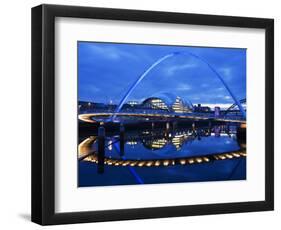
112, 51, 246, 120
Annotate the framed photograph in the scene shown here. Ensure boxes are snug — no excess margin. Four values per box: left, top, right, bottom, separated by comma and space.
31, 4, 274, 225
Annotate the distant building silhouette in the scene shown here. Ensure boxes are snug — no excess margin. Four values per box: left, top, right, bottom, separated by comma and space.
193, 104, 211, 112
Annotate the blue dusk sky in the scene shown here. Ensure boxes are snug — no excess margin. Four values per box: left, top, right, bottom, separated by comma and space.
78, 42, 246, 108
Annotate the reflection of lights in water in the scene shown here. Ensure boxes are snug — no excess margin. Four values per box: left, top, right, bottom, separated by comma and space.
127, 141, 137, 145
142, 129, 235, 152
78, 123, 246, 168
211, 133, 230, 137
108, 140, 112, 150
172, 137, 182, 150
151, 139, 167, 149
171, 133, 192, 150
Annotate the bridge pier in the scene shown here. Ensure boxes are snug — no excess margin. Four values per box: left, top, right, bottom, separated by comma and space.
120, 123, 125, 156
97, 126, 105, 174
214, 126, 221, 137
166, 122, 170, 131
207, 121, 212, 136
172, 121, 178, 131
192, 122, 196, 136
237, 123, 246, 146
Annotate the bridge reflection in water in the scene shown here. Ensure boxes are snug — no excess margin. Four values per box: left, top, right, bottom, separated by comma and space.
78, 123, 246, 187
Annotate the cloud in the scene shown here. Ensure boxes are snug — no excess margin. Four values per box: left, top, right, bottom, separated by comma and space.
88, 44, 138, 61
190, 96, 201, 101
81, 85, 100, 93
200, 103, 233, 109
224, 95, 232, 100
217, 87, 225, 91
201, 83, 209, 88
176, 83, 192, 91
78, 42, 246, 104
164, 63, 197, 76
218, 67, 233, 79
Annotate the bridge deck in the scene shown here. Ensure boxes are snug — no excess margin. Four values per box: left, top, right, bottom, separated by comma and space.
78, 112, 246, 124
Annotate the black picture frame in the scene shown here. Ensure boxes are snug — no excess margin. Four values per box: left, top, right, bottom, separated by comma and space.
31, 4, 274, 225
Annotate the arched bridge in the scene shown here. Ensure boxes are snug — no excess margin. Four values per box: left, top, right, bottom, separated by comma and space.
112, 51, 246, 120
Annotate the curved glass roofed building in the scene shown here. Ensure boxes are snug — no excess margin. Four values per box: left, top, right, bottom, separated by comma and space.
141, 92, 193, 113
